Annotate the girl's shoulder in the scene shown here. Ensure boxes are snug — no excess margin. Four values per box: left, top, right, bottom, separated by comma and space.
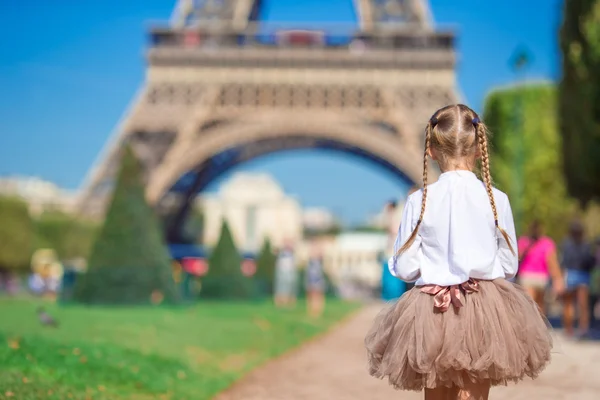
491, 186, 510, 203
473, 178, 510, 204
405, 189, 423, 207
408, 188, 423, 200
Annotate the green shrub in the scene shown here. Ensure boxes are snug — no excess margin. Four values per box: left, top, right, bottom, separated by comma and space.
254, 239, 276, 296
73, 146, 179, 305
483, 84, 575, 238
0, 196, 33, 272
559, 0, 600, 204
34, 211, 98, 261
201, 220, 257, 299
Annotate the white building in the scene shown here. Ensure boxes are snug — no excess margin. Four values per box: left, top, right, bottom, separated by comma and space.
0, 176, 76, 215
302, 207, 338, 232
318, 231, 388, 294
200, 173, 303, 252
298, 199, 409, 297
368, 200, 405, 232
294, 231, 386, 299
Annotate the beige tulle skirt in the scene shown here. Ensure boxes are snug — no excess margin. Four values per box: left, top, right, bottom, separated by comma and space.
365, 279, 552, 391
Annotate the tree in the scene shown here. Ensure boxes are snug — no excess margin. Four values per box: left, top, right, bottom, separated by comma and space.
186, 205, 204, 245
160, 204, 204, 245
254, 238, 276, 296
349, 226, 386, 234
73, 146, 179, 305
35, 211, 98, 261
484, 84, 575, 239
201, 219, 257, 299
0, 196, 33, 272
559, 0, 600, 204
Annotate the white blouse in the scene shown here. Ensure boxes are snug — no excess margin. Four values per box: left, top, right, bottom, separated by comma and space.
388, 170, 518, 286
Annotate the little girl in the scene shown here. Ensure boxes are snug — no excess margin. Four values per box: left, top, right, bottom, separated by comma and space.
365, 105, 552, 400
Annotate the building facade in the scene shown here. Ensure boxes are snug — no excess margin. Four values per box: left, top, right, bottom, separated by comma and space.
320, 231, 389, 297
0, 176, 76, 215
302, 207, 338, 233
200, 173, 303, 252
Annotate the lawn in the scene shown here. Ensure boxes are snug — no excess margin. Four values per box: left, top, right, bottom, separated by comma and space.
0, 298, 360, 400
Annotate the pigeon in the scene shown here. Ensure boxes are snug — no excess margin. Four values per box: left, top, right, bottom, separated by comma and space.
37, 307, 59, 327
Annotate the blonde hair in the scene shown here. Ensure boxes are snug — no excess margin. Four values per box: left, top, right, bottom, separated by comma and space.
397, 104, 515, 255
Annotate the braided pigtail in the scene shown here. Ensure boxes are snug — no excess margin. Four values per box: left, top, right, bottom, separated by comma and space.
475, 120, 515, 255
397, 120, 432, 255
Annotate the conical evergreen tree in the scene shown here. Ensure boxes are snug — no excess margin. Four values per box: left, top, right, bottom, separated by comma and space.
73, 146, 179, 304
201, 219, 257, 299
254, 238, 276, 296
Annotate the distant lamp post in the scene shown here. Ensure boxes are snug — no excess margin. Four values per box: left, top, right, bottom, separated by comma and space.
510, 47, 532, 72
509, 46, 533, 234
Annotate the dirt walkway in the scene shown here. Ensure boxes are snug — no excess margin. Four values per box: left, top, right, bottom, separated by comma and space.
215, 304, 600, 400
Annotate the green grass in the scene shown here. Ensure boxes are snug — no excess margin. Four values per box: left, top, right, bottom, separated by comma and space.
0, 298, 360, 400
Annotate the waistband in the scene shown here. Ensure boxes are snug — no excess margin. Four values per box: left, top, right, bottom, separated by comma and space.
417, 278, 480, 313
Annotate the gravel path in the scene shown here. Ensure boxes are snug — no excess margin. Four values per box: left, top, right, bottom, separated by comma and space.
215, 304, 600, 400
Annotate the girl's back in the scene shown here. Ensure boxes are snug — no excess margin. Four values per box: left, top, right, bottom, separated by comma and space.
392, 170, 516, 286
365, 104, 551, 399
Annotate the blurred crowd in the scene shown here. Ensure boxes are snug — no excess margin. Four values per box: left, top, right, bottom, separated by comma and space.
273, 241, 328, 318
517, 219, 600, 338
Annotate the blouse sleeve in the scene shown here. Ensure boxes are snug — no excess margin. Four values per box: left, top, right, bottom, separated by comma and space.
387, 194, 422, 282
498, 195, 519, 278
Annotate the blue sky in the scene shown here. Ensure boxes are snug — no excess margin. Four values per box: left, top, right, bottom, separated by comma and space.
0, 0, 562, 224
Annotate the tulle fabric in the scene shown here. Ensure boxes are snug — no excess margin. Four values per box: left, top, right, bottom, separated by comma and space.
365, 279, 552, 391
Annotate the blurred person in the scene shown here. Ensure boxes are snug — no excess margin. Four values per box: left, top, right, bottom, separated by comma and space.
381, 199, 406, 300
365, 105, 551, 400
274, 241, 298, 308
590, 237, 600, 328
305, 244, 326, 317
517, 220, 564, 314
28, 273, 45, 295
561, 220, 595, 338
0, 269, 19, 295
0, 268, 8, 292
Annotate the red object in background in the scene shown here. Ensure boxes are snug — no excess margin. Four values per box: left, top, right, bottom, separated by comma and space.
183, 31, 201, 47
276, 30, 324, 47
241, 259, 256, 277
182, 257, 208, 277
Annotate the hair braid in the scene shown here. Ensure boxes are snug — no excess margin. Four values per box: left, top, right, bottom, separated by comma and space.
476, 123, 515, 255
397, 122, 431, 255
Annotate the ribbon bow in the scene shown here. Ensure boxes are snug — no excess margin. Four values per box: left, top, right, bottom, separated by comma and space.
419, 279, 480, 313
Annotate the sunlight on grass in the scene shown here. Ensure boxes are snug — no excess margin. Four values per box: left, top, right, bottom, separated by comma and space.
0, 298, 360, 399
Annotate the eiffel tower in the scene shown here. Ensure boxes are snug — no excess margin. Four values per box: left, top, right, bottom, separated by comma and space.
77, 0, 458, 242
